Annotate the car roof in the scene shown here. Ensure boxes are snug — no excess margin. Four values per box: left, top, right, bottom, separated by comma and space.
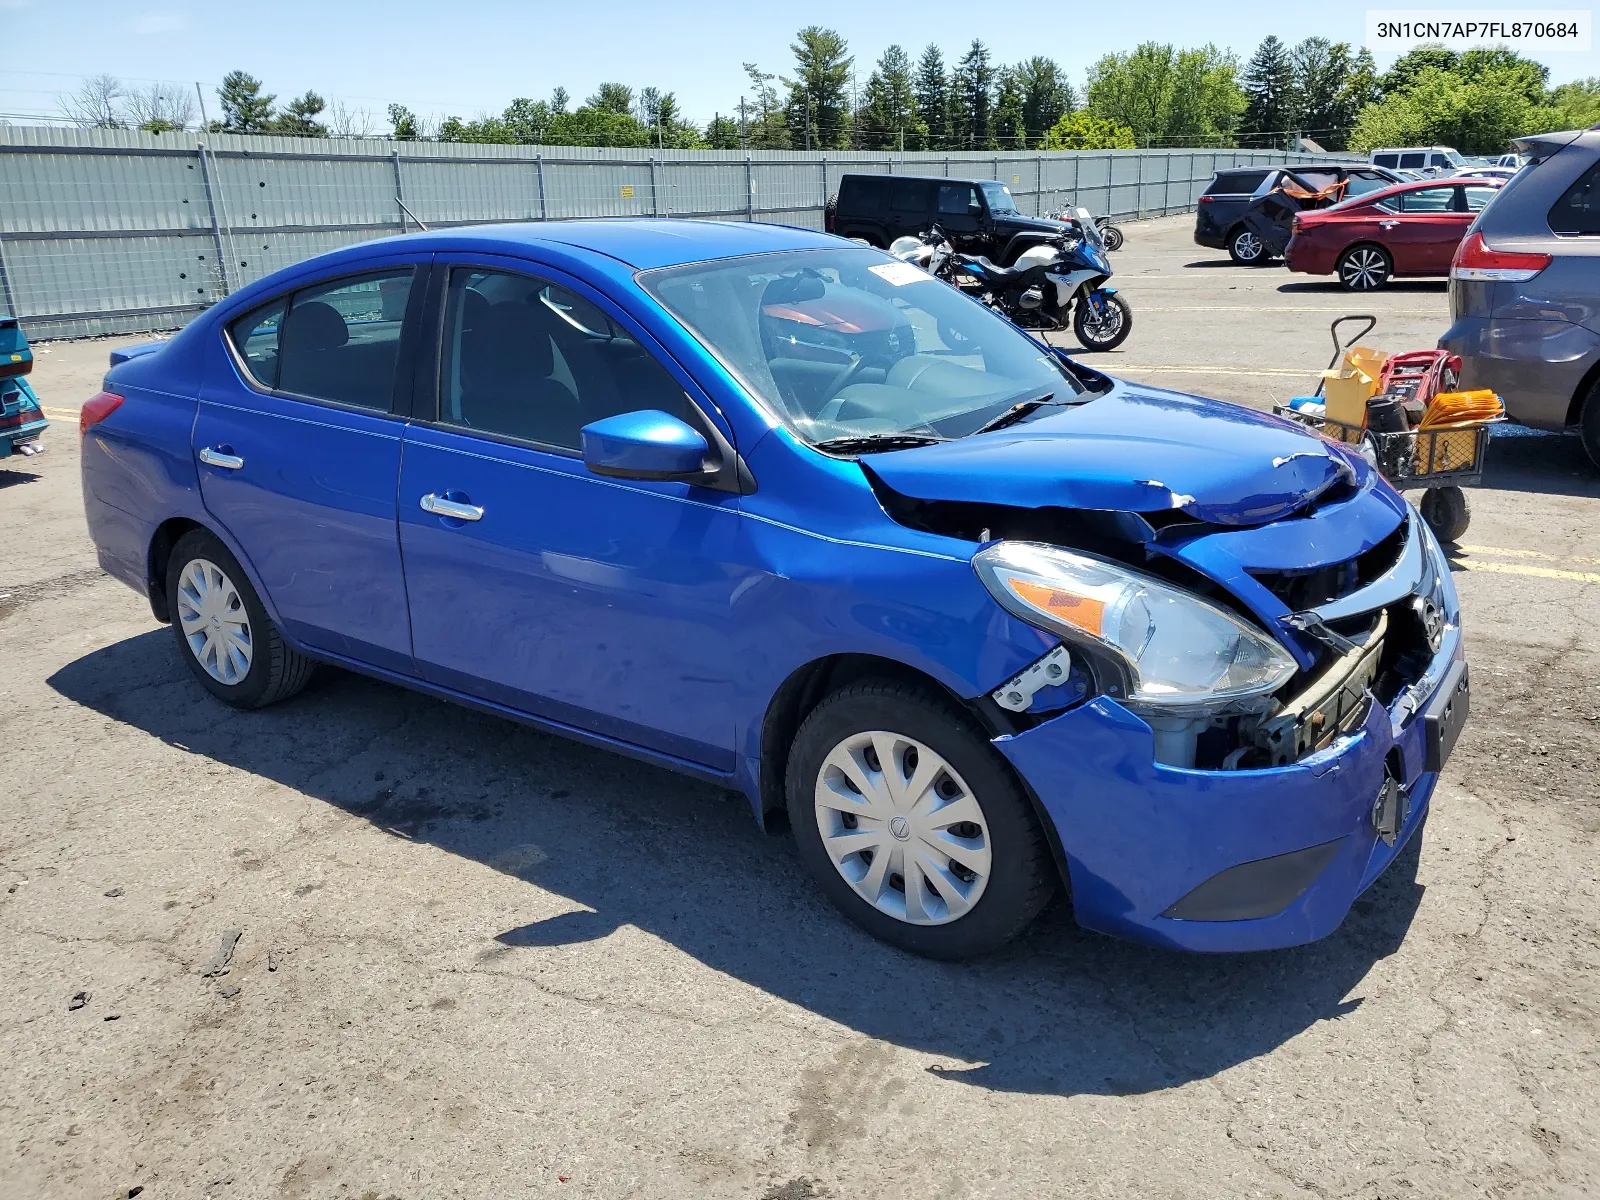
841, 173, 1002, 186
403, 218, 845, 271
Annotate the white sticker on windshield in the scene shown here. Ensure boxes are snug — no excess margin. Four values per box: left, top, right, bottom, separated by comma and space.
869, 261, 933, 286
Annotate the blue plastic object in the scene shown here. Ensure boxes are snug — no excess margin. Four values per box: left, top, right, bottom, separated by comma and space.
0, 317, 47, 459
78, 219, 1466, 954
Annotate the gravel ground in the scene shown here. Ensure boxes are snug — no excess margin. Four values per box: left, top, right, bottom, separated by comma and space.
2, 215, 1597, 1199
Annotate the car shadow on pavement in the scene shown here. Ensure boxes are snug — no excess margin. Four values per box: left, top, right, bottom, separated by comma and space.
1275, 280, 1446, 295
50, 629, 1425, 1099
0, 466, 43, 489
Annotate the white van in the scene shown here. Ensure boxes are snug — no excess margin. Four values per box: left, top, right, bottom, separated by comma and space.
1368, 147, 1464, 177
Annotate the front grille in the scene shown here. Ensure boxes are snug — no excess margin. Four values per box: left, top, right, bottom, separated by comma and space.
1248, 521, 1407, 610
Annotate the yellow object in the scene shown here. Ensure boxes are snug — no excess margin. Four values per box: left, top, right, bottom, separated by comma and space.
1321, 345, 1389, 429
620, 184, 635, 199
1419, 389, 1503, 428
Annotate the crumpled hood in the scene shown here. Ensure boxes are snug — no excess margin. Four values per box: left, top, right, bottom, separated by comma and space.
865, 380, 1372, 527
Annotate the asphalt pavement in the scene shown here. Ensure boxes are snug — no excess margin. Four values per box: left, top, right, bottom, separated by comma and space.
2, 214, 1597, 1199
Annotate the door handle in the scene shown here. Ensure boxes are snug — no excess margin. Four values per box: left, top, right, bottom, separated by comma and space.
1379, 220, 1400, 228
419, 493, 484, 522
198, 446, 244, 470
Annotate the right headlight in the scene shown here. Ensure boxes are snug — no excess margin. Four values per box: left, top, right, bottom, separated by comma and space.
973, 541, 1298, 711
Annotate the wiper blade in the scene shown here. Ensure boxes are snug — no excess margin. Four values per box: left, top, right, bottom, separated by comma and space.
813, 433, 946, 454
969, 392, 1057, 436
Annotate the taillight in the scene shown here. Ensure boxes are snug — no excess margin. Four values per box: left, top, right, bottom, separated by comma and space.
1451, 231, 1551, 282
1197, 195, 1213, 204
80, 390, 124, 437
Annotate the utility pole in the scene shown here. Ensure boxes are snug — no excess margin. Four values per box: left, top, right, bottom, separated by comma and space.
194, 81, 211, 131
738, 97, 748, 149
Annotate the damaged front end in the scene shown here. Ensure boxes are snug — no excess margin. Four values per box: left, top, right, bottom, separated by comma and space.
867, 443, 1449, 774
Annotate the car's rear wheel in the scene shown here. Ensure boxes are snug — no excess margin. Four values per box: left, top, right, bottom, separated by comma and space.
1338, 244, 1392, 291
165, 528, 315, 708
1579, 378, 1600, 470
1228, 228, 1270, 265
786, 678, 1056, 960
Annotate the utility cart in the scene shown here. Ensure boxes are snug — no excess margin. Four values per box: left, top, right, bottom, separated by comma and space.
1277, 315, 1499, 543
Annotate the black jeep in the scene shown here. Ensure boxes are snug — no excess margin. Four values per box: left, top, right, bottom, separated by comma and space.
826, 174, 1072, 265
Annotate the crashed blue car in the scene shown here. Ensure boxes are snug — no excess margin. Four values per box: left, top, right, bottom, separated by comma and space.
79, 220, 1468, 959
0, 317, 47, 460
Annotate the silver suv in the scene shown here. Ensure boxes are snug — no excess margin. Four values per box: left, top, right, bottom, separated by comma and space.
1439, 125, 1600, 465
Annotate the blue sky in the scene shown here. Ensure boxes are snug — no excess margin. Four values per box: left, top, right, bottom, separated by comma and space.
3, 0, 1594, 129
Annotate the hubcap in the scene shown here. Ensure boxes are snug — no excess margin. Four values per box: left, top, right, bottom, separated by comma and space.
176, 558, 253, 685
813, 730, 992, 926
1081, 300, 1124, 343
1234, 232, 1261, 260
1341, 249, 1387, 290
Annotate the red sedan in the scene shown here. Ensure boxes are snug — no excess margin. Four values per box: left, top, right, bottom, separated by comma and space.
1285, 178, 1504, 291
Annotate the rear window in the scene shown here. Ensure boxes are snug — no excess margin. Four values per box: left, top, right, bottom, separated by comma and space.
1373, 153, 1399, 168
840, 176, 888, 210
1204, 170, 1268, 196
1549, 161, 1600, 235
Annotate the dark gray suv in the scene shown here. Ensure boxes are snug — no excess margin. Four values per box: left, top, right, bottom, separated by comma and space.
1439, 125, 1600, 465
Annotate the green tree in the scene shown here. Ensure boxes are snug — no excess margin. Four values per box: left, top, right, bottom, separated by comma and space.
913, 45, 951, 151
784, 26, 853, 149
218, 71, 275, 133
388, 103, 420, 141
1380, 45, 1459, 95
587, 83, 634, 116
1043, 111, 1136, 150
993, 67, 1026, 148
1349, 64, 1563, 154
704, 114, 742, 149
1088, 42, 1243, 147
856, 45, 924, 149
740, 62, 791, 149
1241, 36, 1296, 146
272, 90, 328, 138
1335, 48, 1382, 147
1550, 77, 1600, 127
952, 40, 997, 149
636, 88, 704, 148
501, 97, 553, 143
1016, 57, 1073, 147
547, 105, 651, 147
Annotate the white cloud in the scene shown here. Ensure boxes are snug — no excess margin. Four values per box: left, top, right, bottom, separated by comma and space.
133, 11, 187, 34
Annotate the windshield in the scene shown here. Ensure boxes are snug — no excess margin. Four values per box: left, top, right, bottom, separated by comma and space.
980, 182, 1020, 215
640, 247, 1087, 446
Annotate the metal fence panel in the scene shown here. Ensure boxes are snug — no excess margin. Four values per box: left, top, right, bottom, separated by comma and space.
0, 126, 1320, 339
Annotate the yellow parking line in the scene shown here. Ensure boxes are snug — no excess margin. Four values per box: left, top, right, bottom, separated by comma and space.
1454, 559, 1600, 585
1459, 544, 1600, 568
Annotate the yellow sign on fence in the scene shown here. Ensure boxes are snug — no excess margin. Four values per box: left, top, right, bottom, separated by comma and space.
620, 184, 635, 199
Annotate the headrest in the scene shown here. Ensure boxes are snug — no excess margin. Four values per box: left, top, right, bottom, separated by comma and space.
281, 300, 349, 353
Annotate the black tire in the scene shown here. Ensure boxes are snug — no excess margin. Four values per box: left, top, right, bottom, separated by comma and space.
786, 678, 1056, 960
165, 528, 315, 708
1419, 486, 1471, 543
1227, 227, 1271, 265
824, 193, 838, 233
1338, 244, 1392, 291
1101, 223, 1125, 251
1072, 292, 1132, 352
1579, 378, 1600, 470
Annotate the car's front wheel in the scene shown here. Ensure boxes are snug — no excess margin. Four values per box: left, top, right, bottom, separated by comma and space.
1579, 377, 1600, 470
786, 678, 1056, 960
1338, 244, 1392, 291
165, 528, 315, 708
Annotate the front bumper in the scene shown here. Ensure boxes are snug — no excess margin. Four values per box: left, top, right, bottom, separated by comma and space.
997, 646, 1452, 952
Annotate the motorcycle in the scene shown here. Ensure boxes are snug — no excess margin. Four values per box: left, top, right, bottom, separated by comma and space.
947, 208, 1133, 351
1050, 209, 1124, 251
888, 223, 956, 278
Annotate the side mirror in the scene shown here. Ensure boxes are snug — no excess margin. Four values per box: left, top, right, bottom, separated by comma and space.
581, 410, 711, 482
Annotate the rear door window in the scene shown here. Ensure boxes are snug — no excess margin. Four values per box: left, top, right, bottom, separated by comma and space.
1394, 187, 1456, 213
890, 179, 928, 213
271, 271, 414, 411
1549, 161, 1600, 235
1204, 170, 1267, 195
1462, 185, 1499, 213
1399, 152, 1427, 170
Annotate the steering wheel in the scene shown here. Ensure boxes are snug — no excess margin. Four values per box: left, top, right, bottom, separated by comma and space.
824, 355, 874, 404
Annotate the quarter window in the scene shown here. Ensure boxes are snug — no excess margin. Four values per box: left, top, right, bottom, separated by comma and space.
227, 269, 413, 410
437, 268, 692, 452
1462, 185, 1499, 213
1549, 161, 1600, 235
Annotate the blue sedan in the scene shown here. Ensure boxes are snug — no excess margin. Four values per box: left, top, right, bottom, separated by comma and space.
79, 220, 1468, 959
